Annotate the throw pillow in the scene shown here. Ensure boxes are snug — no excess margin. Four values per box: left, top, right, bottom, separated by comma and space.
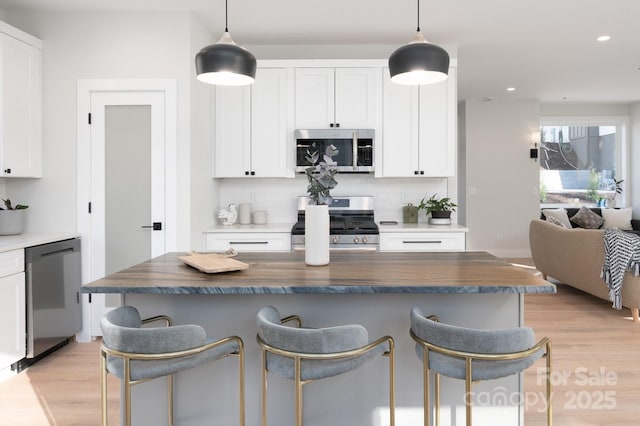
570, 206, 604, 229
542, 208, 572, 229
546, 216, 567, 228
601, 207, 633, 230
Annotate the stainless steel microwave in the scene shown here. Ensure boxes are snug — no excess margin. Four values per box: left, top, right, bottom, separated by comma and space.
295, 129, 374, 173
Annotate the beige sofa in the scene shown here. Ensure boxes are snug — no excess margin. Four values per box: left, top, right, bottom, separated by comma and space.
529, 219, 640, 322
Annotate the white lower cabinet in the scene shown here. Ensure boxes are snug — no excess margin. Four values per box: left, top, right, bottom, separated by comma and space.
204, 232, 291, 252
379, 232, 465, 252
0, 249, 25, 371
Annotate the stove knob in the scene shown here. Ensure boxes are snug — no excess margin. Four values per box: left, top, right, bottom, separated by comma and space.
353, 236, 360, 244
331, 236, 339, 244
362, 236, 368, 244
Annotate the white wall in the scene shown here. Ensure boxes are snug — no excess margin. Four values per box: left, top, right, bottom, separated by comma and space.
189, 15, 217, 251
541, 102, 630, 117
3, 11, 194, 250
463, 99, 540, 257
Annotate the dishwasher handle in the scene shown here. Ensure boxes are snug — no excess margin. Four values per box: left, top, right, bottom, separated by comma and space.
25, 238, 80, 263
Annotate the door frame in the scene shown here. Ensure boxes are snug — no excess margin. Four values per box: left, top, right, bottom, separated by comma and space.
76, 79, 177, 342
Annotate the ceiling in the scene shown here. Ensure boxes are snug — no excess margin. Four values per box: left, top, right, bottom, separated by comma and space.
1, 0, 639, 103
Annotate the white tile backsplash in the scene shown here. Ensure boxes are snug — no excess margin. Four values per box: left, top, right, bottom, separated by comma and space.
217, 174, 450, 224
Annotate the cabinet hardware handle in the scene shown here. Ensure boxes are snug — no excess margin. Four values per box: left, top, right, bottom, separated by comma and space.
4, 168, 11, 174
250, 171, 256, 176
335, 123, 340, 128
245, 171, 250, 176
230, 241, 268, 244
330, 123, 334, 127
402, 240, 442, 244
420, 171, 425, 175
414, 170, 419, 175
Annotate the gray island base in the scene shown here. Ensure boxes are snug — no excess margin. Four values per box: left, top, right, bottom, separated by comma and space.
82, 251, 555, 426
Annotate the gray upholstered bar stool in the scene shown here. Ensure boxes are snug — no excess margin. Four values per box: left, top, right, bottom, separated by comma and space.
256, 305, 395, 426
100, 305, 245, 426
410, 307, 552, 426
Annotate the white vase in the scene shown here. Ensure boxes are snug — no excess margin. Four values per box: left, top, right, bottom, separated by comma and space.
305, 204, 330, 266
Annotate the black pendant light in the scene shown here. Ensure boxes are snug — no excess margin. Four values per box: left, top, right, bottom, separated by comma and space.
195, 0, 256, 86
388, 0, 449, 85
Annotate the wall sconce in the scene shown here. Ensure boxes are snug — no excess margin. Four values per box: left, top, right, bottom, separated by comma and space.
530, 131, 540, 162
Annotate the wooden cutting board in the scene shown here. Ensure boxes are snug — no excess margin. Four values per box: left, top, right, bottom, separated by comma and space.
179, 253, 249, 273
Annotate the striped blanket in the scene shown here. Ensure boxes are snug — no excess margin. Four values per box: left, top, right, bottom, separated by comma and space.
601, 228, 640, 309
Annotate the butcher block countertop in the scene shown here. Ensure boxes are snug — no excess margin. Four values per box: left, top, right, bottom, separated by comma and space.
81, 251, 556, 295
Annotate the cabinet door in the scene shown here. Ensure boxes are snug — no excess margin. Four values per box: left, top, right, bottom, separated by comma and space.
419, 67, 455, 177
379, 233, 465, 252
0, 33, 42, 177
251, 68, 293, 177
213, 85, 251, 177
380, 70, 419, 177
0, 272, 25, 370
294, 68, 334, 128
334, 68, 381, 129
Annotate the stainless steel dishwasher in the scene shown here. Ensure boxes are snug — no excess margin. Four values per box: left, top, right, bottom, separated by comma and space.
25, 238, 82, 361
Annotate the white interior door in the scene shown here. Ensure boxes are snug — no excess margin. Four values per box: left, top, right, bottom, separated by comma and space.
88, 91, 166, 336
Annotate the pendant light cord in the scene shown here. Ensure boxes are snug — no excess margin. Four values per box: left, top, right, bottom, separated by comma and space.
416, 0, 420, 32
225, 0, 229, 32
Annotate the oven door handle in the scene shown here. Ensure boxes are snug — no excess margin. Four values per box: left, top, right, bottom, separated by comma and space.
293, 246, 378, 252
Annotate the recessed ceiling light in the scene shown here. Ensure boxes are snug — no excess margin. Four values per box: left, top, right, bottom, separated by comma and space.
506, 87, 516, 92
596, 35, 611, 42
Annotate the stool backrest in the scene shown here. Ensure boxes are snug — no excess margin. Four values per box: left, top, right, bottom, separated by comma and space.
101, 305, 207, 354
257, 305, 369, 353
410, 307, 536, 354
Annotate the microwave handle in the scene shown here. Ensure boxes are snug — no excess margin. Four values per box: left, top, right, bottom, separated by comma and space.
352, 131, 358, 170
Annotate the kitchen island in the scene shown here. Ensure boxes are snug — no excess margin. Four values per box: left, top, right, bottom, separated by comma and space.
83, 251, 555, 426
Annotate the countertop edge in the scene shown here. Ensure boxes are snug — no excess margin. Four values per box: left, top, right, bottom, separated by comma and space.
81, 283, 557, 295
0, 232, 81, 253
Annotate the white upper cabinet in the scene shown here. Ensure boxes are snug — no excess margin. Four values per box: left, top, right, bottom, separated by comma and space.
213, 67, 294, 178
0, 24, 42, 178
378, 65, 457, 177
295, 67, 381, 130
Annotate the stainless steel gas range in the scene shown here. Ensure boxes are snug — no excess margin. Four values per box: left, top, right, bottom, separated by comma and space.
291, 196, 379, 251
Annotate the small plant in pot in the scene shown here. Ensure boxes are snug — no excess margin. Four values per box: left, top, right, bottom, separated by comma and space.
0, 198, 29, 235
418, 194, 457, 223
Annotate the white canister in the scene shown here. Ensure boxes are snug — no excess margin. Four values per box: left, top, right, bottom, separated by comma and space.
305, 204, 330, 266
238, 203, 252, 225
253, 210, 268, 225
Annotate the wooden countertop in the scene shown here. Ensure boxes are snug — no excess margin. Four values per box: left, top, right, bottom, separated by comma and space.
81, 251, 556, 295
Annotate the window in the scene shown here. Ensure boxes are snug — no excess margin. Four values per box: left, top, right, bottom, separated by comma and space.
539, 117, 628, 208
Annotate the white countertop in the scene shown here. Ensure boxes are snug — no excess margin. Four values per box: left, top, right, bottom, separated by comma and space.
203, 223, 294, 233
0, 232, 80, 253
377, 222, 468, 233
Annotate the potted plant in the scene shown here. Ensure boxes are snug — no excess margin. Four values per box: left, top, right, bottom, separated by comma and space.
419, 194, 457, 223
304, 144, 338, 266
0, 198, 29, 235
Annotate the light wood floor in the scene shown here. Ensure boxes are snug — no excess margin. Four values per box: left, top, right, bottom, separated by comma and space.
1, 259, 639, 425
